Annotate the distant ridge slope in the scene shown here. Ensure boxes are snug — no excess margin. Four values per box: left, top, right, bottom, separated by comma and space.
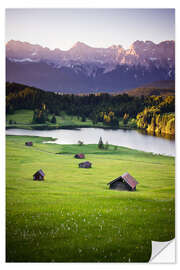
124, 80, 175, 96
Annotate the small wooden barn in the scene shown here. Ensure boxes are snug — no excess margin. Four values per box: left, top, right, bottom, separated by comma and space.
74, 153, 85, 159
25, 141, 33, 146
79, 161, 92, 168
33, 169, 45, 181
107, 172, 138, 191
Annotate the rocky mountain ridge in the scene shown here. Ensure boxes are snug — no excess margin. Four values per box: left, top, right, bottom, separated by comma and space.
6, 40, 175, 93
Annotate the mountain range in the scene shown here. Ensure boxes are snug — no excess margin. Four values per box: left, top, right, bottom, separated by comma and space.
6, 40, 175, 93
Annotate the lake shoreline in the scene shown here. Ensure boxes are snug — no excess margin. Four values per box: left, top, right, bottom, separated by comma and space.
6, 124, 136, 131
6, 128, 175, 157
6, 134, 175, 160
6, 124, 175, 142
6, 123, 174, 139
6, 109, 174, 137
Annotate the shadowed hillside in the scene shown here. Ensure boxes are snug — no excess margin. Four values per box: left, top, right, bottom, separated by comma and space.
124, 80, 175, 96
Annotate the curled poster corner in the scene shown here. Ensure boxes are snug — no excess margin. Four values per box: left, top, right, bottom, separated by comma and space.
149, 239, 175, 263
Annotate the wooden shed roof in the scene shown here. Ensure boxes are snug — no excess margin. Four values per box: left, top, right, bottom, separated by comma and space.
121, 172, 138, 189
107, 172, 138, 189
75, 153, 85, 158
79, 161, 91, 165
33, 169, 45, 177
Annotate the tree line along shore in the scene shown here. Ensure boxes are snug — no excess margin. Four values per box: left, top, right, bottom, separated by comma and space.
6, 82, 175, 136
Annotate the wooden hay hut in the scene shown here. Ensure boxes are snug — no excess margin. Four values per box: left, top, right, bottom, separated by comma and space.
33, 169, 45, 181
79, 161, 92, 168
74, 153, 85, 159
25, 141, 33, 146
107, 172, 138, 191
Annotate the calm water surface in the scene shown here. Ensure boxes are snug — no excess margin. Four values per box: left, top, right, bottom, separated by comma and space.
6, 128, 175, 157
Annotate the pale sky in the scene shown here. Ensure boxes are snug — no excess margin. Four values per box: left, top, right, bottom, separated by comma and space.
6, 9, 175, 50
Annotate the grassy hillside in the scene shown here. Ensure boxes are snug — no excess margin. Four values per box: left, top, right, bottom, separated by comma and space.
6, 109, 101, 130
6, 135, 175, 262
6, 109, 136, 130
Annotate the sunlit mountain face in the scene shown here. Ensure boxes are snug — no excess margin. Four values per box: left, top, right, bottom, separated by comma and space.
6, 40, 175, 93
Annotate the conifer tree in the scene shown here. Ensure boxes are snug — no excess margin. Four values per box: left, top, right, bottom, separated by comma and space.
98, 137, 104, 149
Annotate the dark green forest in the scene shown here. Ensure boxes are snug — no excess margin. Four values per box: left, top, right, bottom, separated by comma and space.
6, 82, 175, 135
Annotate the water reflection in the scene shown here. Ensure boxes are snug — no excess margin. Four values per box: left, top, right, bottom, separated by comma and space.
137, 129, 175, 141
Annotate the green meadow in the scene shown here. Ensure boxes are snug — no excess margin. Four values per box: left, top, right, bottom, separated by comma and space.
6, 109, 95, 129
6, 109, 136, 130
6, 135, 175, 262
